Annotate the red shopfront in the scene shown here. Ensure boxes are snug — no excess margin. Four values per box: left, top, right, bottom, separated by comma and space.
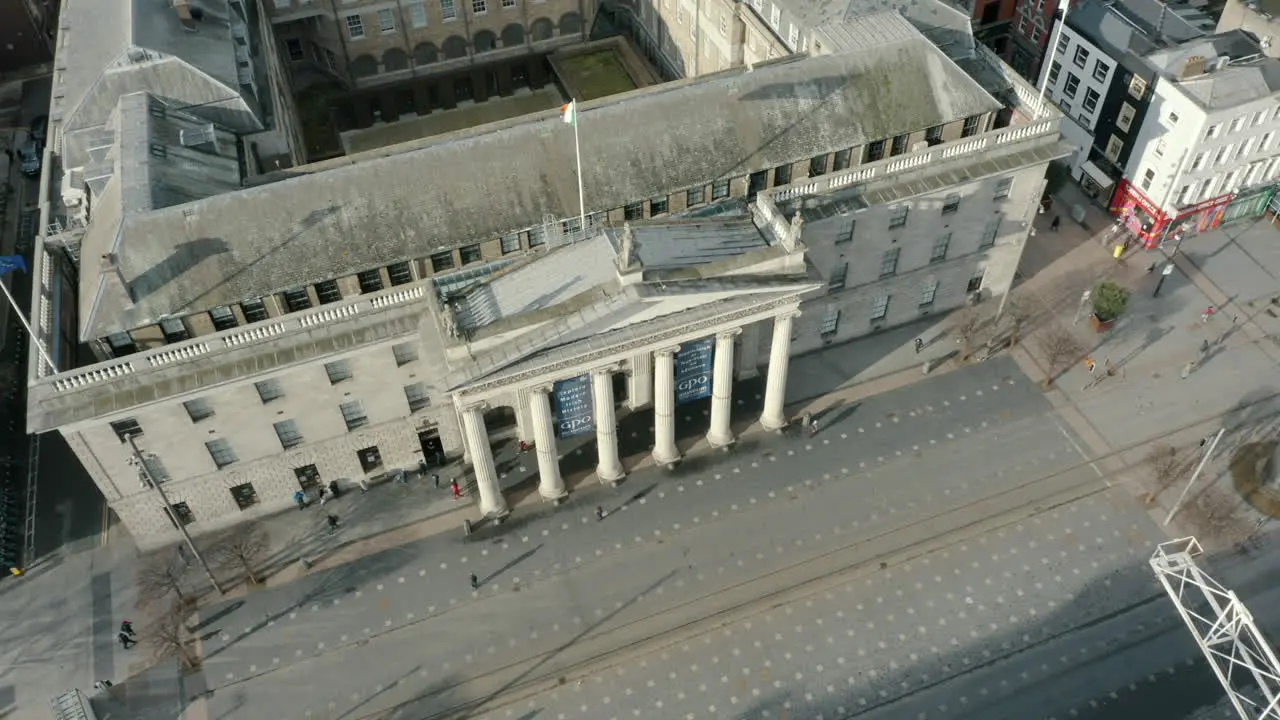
1109, 178, 1233, 248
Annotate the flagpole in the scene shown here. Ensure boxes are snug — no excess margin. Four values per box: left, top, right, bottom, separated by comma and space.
0, 275, 56, 375
572, 101, 586, 235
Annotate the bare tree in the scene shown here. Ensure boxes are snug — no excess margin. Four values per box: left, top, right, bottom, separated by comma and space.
136, 553, 188, 606
1001, 296, 1035, 348
145, 602, 200, 671
1145, 443, 1186, 494
210, 523, 269, 585
953, 307, 984, 360
1035, 324, 1085, 387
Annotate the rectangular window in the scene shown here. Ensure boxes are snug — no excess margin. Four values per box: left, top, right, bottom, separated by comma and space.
919, 281, 938, 308
283, 288, 312, 312
773, 164, 791, 186
387, 261, 414, 286
930, 233, 950, 263
229, 483, 258, 509
393, 342, 419, 366
340, 400, 369, 431
183, 398, 215, 422
1116, 103, 1135, 132
1255, 110, 1268, 127
167, 502, 195, 526
285, 38, 305, 61
110, 418, 143, 442
864, 140, 885, 163
408, 1, 428, 26
500, 234, 521, 254
345, 14, 365, 38
711, 179, 730, 200
159, 317, 190, 343
1092, 59, 1109, 82
787, 24, 798, 48
1048, 61, 1061, 85
1176, 184, 1191, 206
241, 298, 269, 323
686, 187, 705, 207
676, 5, 684, 23
1055, 34, 1068, 54
879, 247, 900, 277
962, 116, 980, 137
809, 155, 827, 177
377, 7, 395, 31
623, 202, 644, 220
314, 280, 342, 304
1231, 115, 1245, 133
835, 220, 854, 244
890, 134, 908, 156
431, 251, 456, 272
106, 332, 137, 357
1104, 135, 1123, 162
357, 269, 384, 293
967, 269, 985, 293
472, 0, 486, 12
274, 420, 305, 450
1129, 75, 1147, 99
404, 383, 431, 413
1155, 139, 1166, 157
1192, 152, 1207, 170
1062, 73, 1080, 99
1082, 88, 1099, 112
255, 378, 284, 403
925, 125, 943, 145
769, 3, 779, 25
502, 0, 515, 7
528, 227, 547, 247
1263, 132, 1275, 152
325, 359, 353, 384
441, 0, 456, 20
650, 196, 669, 216
993, 177, 1013, 200
1215, 145, 1229, 166
888, 206, 908, 229
1206, 124, 1221, 139
828, 262, 848, 290
832, 148, 852, 171
206, 439, 238, 469
459, 244, 483, 265
819, 306, 840, 337
209, 305, 238, 331
1141, 167, 1155, 191
941, 193, 960, 215
719, 12, 728, 35
870, 294, 890, 322
1072, 46, 1088, 68
980, 216, 1000, 249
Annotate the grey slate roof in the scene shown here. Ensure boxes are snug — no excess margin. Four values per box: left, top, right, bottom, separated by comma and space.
57, 0, 258, 133
83, 37, 1001, 340
610, 219, 773, 269
798, 2, 974, 58
1146, 30, 1280, 108
1066, 0, 1204, 60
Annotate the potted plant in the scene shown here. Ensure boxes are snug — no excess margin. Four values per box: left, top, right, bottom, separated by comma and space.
1090, 281, 1130, 332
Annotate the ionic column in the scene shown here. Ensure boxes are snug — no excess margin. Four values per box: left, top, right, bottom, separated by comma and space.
529, 387, 566, 501
761, 311, 800, 431
706, 329, 741, 448
591, 367, 626, 483
736, 322, 761, 380
628, 352, 653, 410
514, 388, 534, 444
460, 405, 508, 516
652, 346, 681, 467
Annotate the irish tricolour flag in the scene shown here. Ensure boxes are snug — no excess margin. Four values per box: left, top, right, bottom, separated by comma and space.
560, 100, 577, 126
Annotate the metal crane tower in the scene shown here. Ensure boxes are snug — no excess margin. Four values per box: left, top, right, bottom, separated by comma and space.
1150, 537, 1280, 720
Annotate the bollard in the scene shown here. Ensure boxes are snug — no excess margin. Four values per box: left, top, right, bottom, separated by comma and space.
922, 359, 934, 375
463, 518, 472, 537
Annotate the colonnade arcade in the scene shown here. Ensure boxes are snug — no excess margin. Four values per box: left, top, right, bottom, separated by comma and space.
452, 305, 803, 518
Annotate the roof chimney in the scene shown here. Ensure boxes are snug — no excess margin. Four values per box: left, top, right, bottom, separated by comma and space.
1180, 55, 1207, 78
173, 0, 198, 31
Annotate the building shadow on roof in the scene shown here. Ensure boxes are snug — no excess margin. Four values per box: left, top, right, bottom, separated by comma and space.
127, 236, 230, 303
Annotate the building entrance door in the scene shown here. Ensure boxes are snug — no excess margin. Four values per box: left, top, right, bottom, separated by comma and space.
418, 430, 445, 466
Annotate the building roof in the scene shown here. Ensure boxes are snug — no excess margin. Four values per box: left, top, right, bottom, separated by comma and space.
81, 36, 1001, 340
56, 0, 254, 133
1067, 0, 1208, 60
793, 1, 975, 58
1146, 30, 1280, 108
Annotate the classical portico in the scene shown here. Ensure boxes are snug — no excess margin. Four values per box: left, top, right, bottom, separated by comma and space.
444, 206, 820, 517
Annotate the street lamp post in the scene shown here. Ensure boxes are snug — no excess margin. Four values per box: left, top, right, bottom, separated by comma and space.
1164, 428, 1226, 526
125, 435, 223, 594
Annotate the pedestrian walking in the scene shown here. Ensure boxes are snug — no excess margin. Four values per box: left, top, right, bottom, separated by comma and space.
800, 411, 812, 432
913, 337, 924, 354
1050, 215, 1061, 231
118, 632, 136, 649
809, 417, 820, 436
451, 479, 462, 500
418, 459, 428, 477
357, 476, 369, 494
1201, 305, 1215, 323
325, 514, 340, 533
317, 485, 328, 506
328, 480, 342, 498
293, 490, 306, 510
1084, 357, 1096, 375
470, 573, 479, 590
432, 473, 440, 489
120, 620, 135, 636
1181, 361, 1196, 379
396, 469, 409, 485
518, 440, 531, 454
1200, 339, 1210, 356
595, 505, 605, 521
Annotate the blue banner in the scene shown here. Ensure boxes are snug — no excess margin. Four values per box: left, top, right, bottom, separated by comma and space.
552, 375, 595, 437
675, 337, 715, 405
0, 255, 27, 276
